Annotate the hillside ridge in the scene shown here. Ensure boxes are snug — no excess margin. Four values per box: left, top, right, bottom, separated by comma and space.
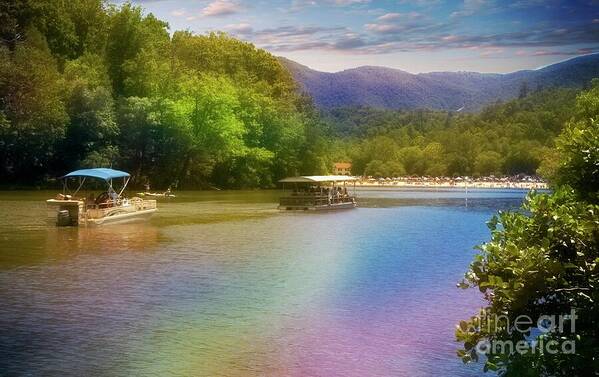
280, 54, 599, 111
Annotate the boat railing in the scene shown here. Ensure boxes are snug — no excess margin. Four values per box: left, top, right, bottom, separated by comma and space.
280, 195, 355, 207
83, 197, 157, 211
131, 197, 157, 210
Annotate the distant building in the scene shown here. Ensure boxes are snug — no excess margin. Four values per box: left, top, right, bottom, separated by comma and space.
333, 162, 352, 176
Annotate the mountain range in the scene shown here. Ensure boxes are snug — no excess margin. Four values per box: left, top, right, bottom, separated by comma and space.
280, 53, 599, 111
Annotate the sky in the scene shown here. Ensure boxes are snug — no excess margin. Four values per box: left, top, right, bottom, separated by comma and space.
118, 0, 599, 73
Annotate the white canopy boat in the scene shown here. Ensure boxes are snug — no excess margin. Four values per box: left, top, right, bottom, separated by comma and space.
278, 175, 358, 211
47, 168, 157, 226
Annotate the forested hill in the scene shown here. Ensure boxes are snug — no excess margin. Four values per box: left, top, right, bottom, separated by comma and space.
322, 85, 588, 178
281, 54, 599, 111
0, 1, 329, 188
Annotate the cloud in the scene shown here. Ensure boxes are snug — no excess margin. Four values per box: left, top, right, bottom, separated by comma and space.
202, 0, 241, 17
508, 0, 551, 9
334, 35, 367, 49
254, 25, 346, 38
398, 0, 442, 6
230, 24, 363, 52
451, 0, 491, 18
333, 0, 371, 4
291, 0, 370, 10
328, 0, 371, 5
225, 23, 253, 34
214, 0, 598, 58
365, 13, 446, 36
479, 46, 504, 57
365, 23, 401, 33
170, 9, 186, 17
377, 12, 423, 21
514, 47, 598, 57
377, 13, 402, 21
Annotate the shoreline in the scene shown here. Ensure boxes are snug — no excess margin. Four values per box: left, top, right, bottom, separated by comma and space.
0, 178, 549, 192
355, 180, 548, 190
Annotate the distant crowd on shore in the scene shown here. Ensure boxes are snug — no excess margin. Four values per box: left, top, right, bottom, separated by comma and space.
355, 175, 548, 190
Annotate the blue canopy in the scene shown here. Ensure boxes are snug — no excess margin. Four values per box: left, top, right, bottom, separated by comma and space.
62, 168, 130, 181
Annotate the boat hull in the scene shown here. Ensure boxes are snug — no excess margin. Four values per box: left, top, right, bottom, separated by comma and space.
86, 208, 157, 226
47, 198, 157, 226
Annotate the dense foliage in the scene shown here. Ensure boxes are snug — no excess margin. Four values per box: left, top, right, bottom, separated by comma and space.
0, 0, 328, 188
323, 88, 579, 178
0, 0, 595, 188
456, 81, 599, 375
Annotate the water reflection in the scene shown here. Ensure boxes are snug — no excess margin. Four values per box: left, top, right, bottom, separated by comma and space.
0, 189, 531, 376
45, 224, 161, 254
0, 224, 160, 268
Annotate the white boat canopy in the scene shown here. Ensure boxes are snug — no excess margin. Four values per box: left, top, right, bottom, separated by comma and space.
279, 175, 357, 183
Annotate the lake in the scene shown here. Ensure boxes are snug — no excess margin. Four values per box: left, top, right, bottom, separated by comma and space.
0, 188, 532, 376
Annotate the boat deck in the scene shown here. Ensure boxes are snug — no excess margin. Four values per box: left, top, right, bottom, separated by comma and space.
279, 194, 356, 210
47, 197, 157, 226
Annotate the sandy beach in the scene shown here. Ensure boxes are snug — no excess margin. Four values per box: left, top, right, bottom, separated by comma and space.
355, 178, 548, 190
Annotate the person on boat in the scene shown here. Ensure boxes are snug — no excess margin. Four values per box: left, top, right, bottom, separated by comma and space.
95, 191, 113, 207
95, 188, 118, 207
144, 181, 151, 192
109, 187, 118, 201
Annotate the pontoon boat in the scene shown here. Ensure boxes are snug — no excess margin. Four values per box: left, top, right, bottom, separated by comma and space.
47, 168, 157, 226
278, 175, 357, 210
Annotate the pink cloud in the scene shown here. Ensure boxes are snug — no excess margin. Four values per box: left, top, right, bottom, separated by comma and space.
226, 23, 253, 33
202, 0, 241, 17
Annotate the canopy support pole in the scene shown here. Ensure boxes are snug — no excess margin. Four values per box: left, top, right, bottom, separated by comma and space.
72, 177, 86, 197
118, 176, 130, 197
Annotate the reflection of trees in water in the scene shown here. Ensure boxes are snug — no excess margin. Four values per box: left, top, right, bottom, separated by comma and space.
45, 224, 160, 257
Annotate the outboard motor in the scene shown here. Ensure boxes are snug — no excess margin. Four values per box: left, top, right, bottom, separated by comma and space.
56, 210, 71, 226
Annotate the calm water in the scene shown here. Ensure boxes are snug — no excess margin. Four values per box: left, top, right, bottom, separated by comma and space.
0, 188, 532, 376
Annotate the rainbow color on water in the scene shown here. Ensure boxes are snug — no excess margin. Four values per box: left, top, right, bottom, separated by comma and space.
0, 189, 529, 376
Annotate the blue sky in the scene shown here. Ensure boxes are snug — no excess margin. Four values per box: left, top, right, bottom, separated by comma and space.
120, 0, 599, 73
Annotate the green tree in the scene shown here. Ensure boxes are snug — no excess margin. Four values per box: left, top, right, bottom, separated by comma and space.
398, 146, 425, 175
386, 160, 406, 177
457, 82, 599, 376
536, 147, 560, 181
447, 154, 471, 176
0, 33, 68, 181
554, 79, 599, 202
60, 53, 117, 170
503, 142, 540, 175
174, 74, 245, 185
475, 151, 503, 176
364, 160, 386, 177
423, 142, 447, 176
518, 81, 529, 99
105, 3, 169, 96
